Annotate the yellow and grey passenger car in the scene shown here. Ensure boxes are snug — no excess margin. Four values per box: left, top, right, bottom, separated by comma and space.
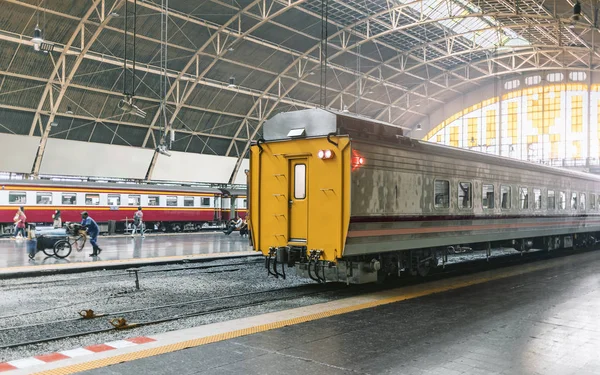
249, 108, 600, 283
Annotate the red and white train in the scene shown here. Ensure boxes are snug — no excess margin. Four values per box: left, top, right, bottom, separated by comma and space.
0, 180, 247, 234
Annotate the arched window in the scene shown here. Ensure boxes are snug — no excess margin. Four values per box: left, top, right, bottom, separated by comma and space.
569, 71, 586, 82
525, 76, 541, 85
504, 79, 520, 90
547, 73, 564, 82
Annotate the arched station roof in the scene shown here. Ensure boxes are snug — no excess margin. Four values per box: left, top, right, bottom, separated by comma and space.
0, 0, 596, 181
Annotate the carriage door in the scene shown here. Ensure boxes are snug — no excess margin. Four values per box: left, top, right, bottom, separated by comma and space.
289, 159, 308, 242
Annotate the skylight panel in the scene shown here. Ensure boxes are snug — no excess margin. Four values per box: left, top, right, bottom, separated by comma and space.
394, 0, 530, 49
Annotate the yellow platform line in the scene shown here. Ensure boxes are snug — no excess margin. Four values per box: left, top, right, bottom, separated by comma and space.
30, 251, 592, 375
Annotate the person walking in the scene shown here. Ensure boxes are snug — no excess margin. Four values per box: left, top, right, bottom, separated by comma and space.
13, 207, 26, 239
52, 210, 62, 228
81, 211, 102, 257
131, 206, 144, 237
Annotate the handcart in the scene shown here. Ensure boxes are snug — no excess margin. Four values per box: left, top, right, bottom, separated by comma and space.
29, 223, 87, 259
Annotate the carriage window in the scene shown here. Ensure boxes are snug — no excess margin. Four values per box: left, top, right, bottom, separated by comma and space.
501, 185, 511, 209
85, 194, 100, 205
62, 193, 76, 205
548, 190, 555, 210
184, 197, 195, 207
107, 194, 121, 206
128, 195, 141, 206
36, 192, 52, 205
519, 187, 529, 210
294, 164, 306, 199
580, 193, 586, 210
571, 193, 578, 210
591, 194, 596, 210
9, 191, 26, 204
201, 197, 210, 207
559, 191, 566, 210
533, 189, 542, 210
434, 180, 450, 208
166, 196, 178, 207
458, 182, 472, 209
483, 184, 494, 209
148, 196, 160, 206
243, 199, 247, 208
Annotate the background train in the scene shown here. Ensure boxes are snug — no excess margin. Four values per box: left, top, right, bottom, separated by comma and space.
0, 180, 247, 234
249, 109, 600, 284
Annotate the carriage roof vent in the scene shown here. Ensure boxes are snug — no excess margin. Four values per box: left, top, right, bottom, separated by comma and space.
287, 128, 306, 138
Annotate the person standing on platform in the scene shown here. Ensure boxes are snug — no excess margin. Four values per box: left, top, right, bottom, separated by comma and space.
131, 206, 144, 238
52, 210, 62, 228
81, 211, 102, 257
12, 207, 26, 239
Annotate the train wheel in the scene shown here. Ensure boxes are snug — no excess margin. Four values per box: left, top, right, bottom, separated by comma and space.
416, 261, 431, 277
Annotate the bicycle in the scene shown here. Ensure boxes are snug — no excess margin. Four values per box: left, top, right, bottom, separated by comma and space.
53, 223, 87, 259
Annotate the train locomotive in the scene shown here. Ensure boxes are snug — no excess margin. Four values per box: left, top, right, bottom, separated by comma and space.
248, 108, 600, 284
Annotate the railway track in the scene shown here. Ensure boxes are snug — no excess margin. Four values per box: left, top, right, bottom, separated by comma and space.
0, 283, 348, 350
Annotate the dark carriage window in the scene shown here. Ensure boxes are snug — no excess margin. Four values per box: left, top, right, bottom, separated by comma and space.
166, 196, 178, 207
458, 182, 472, 209
559, 191, 566, 210
548, 190, 555, 210
434, 180, 450, 208
62, 193, 76, 205
201, 197, 211, 206
9, 191, 26, 204
533, 189, 542, 210
501, 185, 511, 209
36, 192, 52, 205
184, 197, 195, 207
483, 184, 494, 209
519, 187, 528, 210
85, 194, 100, 206
148, 196, 160, 206
571, 193, 578, 210
107, 194, 120, 206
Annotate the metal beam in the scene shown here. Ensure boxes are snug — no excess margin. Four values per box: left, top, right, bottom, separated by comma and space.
30, 0, 123, 176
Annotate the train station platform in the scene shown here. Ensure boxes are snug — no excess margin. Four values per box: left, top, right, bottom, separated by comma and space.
0, 232, 254, 277
7, 250, 600, 375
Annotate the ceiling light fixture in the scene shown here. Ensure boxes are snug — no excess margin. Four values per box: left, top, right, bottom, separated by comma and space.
31, 24, 43, 51
118, 95, 147, 118
415, 124, 422, 131
65, 106, 73, 115
227, 76, 236, 88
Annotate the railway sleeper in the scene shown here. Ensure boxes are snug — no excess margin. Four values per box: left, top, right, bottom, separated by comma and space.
287, 232, 600, 284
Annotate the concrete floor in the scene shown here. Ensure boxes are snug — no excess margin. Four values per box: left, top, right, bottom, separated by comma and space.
79, 250, 600, 375
0, 232, 250, 268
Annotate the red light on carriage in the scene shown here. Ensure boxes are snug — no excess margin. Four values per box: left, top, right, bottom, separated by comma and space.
352, 150, 365, 171
317, 149, 334, 159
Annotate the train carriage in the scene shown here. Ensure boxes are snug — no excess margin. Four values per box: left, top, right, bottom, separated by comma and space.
249, 108, 600, 284
0, 180, 247, 234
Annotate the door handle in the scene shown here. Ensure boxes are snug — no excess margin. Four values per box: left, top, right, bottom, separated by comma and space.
289, 200, 293, 205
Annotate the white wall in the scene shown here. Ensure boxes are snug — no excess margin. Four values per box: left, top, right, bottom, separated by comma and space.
152, 151, 249, 184
0, 134, 40, 173
39, 139, 155, 179
232, 159, 250, 185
